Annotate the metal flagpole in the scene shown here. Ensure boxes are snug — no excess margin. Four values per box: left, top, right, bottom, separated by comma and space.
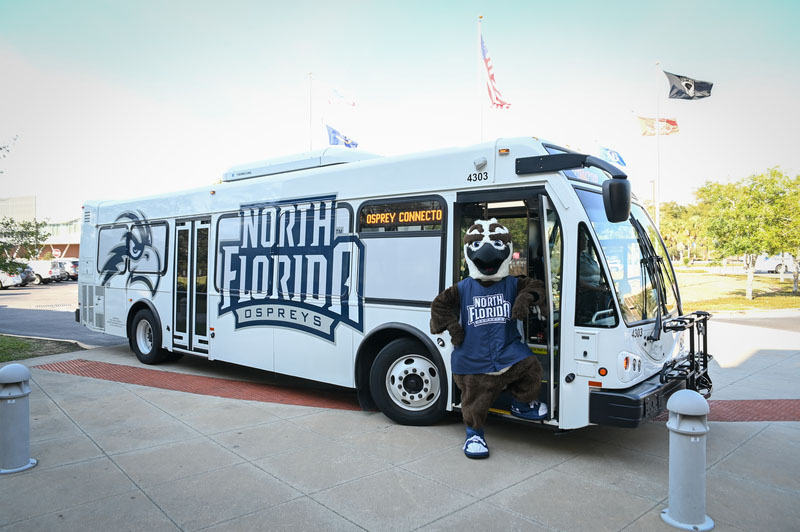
478, 15, 484, 142
655, 61, 661, 229
308, 72, 313, 152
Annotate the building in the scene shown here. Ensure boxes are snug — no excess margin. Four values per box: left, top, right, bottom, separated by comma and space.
42, 218, 81, 258
1, 195, 81, 259
0, 195, 36, 221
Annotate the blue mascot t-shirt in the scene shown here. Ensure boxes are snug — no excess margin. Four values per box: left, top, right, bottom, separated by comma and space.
451, 276, 532, 375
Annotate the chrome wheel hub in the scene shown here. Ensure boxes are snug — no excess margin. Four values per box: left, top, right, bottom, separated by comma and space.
385, 354, 441, 411
136, 320, 153, 354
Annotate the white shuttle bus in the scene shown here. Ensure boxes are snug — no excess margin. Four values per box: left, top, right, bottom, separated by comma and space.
78, 137, 712, 430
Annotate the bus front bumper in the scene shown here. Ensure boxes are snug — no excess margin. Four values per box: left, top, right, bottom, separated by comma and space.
588, 372, 687, 428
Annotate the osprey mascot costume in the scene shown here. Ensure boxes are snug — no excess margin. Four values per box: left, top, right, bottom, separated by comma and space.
430, 218, 548, 459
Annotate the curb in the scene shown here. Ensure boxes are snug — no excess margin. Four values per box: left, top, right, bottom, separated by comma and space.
711, 308, 800, 319
0, 332, 99, 351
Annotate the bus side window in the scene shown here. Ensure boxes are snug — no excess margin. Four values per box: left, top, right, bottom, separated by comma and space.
129, 222, 168, 274
97, 225, 129, 275
575, 225, 617, 327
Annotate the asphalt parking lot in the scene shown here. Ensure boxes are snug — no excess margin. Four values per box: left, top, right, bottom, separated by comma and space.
0, 282, 124, 346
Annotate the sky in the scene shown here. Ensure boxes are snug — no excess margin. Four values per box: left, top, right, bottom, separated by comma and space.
1, 0, 798, 223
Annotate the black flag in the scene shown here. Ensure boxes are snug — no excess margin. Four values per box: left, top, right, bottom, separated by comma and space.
663, 71, 713, 100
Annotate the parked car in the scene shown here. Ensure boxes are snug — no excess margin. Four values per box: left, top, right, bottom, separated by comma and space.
0, 271, 23, 289
755, 253, 797, 274
58, 258, 79, 280
27, 260, 59, 284
51, 260, 68, 281
19, 266, 35, 286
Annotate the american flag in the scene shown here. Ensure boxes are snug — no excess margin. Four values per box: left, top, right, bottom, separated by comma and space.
481, 34, 510, 109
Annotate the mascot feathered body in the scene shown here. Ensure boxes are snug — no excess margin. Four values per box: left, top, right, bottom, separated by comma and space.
430, 218, 548, 459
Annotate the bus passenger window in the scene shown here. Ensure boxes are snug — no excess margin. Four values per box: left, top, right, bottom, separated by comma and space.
97, 225, 129, 274
575, 226, 617, 327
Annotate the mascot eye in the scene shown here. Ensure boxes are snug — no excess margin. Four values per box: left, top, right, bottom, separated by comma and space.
491, 239, 506, 249
469, 241, 483, 250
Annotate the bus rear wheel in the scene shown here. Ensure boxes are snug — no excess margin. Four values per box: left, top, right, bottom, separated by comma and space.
131, 309, 167, 364
369, 338, 446, 426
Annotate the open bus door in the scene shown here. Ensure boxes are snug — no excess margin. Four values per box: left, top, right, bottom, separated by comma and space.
538, 195, 562, 421
454, 189, 563, 422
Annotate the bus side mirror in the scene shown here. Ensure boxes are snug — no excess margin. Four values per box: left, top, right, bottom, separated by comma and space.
602, 178, 631, 223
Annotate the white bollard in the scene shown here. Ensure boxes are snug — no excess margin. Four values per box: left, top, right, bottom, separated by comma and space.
0, 364, 38, 474
661, 389, 714, 531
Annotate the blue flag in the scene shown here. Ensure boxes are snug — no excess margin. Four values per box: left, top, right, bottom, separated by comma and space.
325, 125, 358, 148
599, 146, 626, 167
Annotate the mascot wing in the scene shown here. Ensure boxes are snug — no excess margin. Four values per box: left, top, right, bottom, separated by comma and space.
430, 284, 464, 346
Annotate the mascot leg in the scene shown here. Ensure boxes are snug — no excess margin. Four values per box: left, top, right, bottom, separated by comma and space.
454, 373, 505, 459
506, 356, 549, 421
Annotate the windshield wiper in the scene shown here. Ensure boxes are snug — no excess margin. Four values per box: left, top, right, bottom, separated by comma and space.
630, 217, 668, 341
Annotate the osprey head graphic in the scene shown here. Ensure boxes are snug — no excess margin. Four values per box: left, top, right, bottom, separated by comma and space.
464, 218, 513, 282
681, 78, 695, 98
100, 210, 162, 296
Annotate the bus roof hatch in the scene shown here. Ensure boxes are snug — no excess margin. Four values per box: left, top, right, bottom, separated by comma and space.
223, 147, 381, 182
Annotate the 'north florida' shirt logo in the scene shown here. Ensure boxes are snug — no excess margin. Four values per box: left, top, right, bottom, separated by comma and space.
467, 294, 511, 327
217, 195, 364, 342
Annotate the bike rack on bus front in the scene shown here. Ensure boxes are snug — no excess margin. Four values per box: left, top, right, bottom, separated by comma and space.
660, 311, 713, 398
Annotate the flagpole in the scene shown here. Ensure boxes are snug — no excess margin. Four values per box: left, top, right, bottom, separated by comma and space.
478, 15, 484, 142
655, 61, 661, 230
308, 72, 313, 152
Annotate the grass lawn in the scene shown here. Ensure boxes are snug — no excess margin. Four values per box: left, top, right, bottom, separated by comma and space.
676, 271, 800, 312
0, 335, 85, 363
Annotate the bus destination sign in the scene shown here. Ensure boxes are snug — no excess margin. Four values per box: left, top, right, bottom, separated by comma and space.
360, 200, 443, 230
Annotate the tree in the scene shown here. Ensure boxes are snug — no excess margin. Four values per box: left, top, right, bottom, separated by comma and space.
0, 217, 50, 273
659, 202, 712, 263
771, 172, 800, 292
696, 168, 799, 299
0, 134, 19, 175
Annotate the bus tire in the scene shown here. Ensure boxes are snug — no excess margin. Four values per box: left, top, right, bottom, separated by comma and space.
369, 338, 447, 426
131, 309, 167, 364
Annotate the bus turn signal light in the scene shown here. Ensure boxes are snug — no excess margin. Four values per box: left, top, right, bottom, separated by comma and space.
598, 367, 608, 376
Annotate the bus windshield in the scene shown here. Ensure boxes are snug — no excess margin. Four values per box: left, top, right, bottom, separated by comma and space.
576, 189, 679, 325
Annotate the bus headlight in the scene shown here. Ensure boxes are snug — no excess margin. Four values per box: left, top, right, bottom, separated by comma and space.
618, 351, 643, 383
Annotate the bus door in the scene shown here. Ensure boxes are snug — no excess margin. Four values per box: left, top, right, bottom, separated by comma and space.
538, 195, 562, 419
173, 219, 211, 354
454, 188, 563, 421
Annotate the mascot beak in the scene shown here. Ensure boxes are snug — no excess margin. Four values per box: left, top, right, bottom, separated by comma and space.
467, 241, 511, 276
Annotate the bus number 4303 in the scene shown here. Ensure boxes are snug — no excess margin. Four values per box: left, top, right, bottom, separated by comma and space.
467, 172, 488, 182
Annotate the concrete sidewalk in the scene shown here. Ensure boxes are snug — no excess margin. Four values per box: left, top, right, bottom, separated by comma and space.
1, 320, 799, 532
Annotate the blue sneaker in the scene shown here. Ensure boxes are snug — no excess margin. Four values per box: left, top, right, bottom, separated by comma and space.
463, 427, 489, 459
510, 399, 548, 420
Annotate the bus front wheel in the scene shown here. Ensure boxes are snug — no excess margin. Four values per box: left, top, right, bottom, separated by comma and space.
130, 309, 167, 365
369, 338, 447, 426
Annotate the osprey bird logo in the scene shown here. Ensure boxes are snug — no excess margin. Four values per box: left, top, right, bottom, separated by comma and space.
100, 210, 162, 296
